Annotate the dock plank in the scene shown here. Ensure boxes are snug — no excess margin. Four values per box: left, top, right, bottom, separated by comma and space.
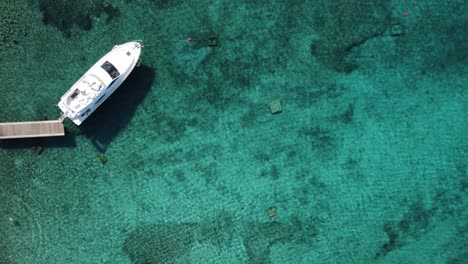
0, 120, 65, 139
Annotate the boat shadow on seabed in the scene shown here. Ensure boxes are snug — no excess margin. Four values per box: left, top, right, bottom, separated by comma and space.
77, 64, 155, 153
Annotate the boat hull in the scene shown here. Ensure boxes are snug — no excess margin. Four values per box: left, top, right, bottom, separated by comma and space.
58, 41, 142, 126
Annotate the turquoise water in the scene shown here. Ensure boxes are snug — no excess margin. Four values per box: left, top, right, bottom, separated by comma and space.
0, 0, 467, 263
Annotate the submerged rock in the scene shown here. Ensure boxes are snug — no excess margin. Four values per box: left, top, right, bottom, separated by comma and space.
269, 99, 282, 114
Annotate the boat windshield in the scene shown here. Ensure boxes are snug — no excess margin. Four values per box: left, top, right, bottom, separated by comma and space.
100, 61, 120, 79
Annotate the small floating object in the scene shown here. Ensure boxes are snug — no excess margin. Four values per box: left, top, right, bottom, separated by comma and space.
268, 99, 282, 114
266, 207, 277, 218
208, 35, 218, 47
390, 24, 402, 36
31, 146, 43, 155
97, 154, 108, 164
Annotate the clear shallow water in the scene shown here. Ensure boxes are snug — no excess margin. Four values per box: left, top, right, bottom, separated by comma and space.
0, 0, 466, 263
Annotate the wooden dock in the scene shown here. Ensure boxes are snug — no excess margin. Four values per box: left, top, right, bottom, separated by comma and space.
0, 120, 65, 139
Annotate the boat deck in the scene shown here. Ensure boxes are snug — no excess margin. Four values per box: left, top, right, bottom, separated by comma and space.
0, 120, 65, 139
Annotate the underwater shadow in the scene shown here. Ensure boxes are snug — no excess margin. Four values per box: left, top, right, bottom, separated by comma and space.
79, 64, 155, 152
123, 223, 198, 264
122, 215, 318, 264
0, 132, 76, 149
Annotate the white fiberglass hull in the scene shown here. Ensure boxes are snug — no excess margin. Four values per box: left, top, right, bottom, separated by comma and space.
58, 41, 142, 126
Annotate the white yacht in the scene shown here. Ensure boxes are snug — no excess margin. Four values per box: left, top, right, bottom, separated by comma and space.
58, 41, 143, 125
